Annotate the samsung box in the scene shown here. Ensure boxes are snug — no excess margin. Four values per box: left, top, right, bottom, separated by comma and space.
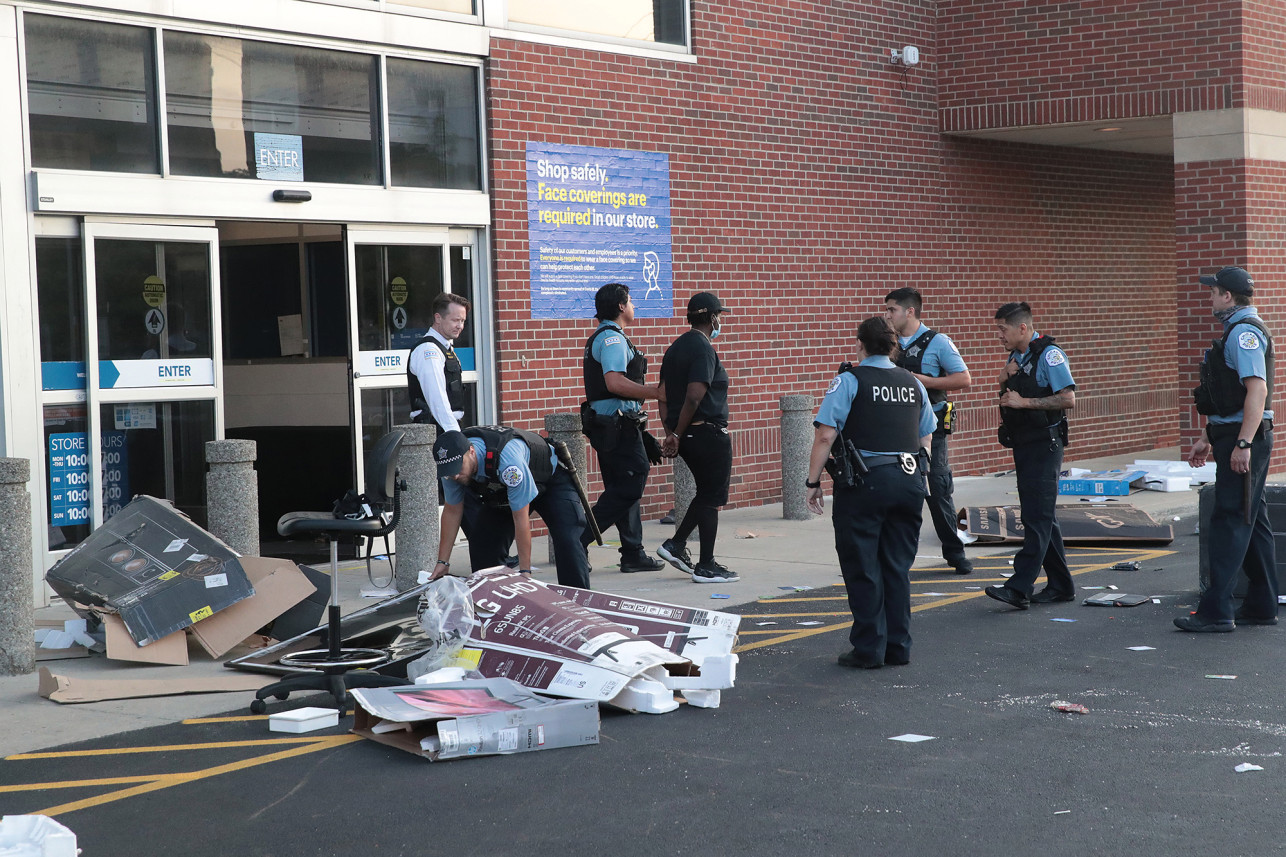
45, 495, 253, 647
1057, 469, 1146, 496
351, 678, 600, 761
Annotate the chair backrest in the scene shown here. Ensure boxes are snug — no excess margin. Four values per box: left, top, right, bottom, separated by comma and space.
364, 429, 405, 506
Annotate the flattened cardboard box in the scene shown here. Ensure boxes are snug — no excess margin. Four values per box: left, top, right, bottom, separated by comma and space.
351, 679, 599, 761
963, 505, 1174, 545
45, 495, 253, 647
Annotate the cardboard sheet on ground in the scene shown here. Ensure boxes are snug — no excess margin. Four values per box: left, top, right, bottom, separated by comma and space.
961, 505, 1174, 545
38, 666, 271, 704
351, 678, 599, 761
45, 495, 254, 646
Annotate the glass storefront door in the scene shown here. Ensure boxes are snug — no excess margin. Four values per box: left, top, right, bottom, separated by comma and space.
40, 221, 222, 550
346, 226, 480, 480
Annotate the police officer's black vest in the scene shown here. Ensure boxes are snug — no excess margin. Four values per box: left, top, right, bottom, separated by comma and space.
462, 426, 555, 510
1000, 335, 1066, 442
408, 335, 465, 428
894, 327, 947, 406
583, 324, 647, 404
1194, 317, 1275, 418
840, 365, 923, 453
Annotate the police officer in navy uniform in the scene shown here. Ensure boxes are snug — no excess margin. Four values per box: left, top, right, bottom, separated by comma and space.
1180, 266, 1278, 632
885, 287, 974, 574
429, 427, 590, 589
580, 283, 665, 573
806, 316, 936, 669
408, 293, 471, 433
985, 302, 1076, 610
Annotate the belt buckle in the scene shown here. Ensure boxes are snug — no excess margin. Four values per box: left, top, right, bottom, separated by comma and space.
898, 452, 916, 475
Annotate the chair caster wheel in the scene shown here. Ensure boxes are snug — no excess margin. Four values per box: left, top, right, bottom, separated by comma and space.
250, 698, 267, 714
274, 692, 290, 700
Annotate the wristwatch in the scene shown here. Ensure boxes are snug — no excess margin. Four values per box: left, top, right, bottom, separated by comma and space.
1237, 439, 1253, 449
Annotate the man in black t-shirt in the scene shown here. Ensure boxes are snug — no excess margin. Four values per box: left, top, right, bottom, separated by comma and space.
656, 292, 738, 584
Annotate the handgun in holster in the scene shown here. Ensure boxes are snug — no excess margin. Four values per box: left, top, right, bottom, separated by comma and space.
824, 437, 867, 489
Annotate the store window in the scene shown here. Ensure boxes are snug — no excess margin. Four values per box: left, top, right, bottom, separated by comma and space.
37, 237, 86, 391
24, 14, 160, 173
354, 244, 444, 351
391, 0, 475, 13
507, 0, 687, 46
94, 240, 213, 363
164, 33, 381, 185
100, 401, 216, 526
387, 59, 481, 190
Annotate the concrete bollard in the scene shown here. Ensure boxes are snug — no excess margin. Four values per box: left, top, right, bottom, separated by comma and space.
205, 440, 260, 557
394, 424, 439, 591
0, 458, 34, 675
671, 455, 695, 527
780, 394, 814, 520
545, 413, 586, 565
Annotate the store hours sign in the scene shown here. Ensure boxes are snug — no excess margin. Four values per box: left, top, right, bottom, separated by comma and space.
526, 142, 673, 319
48, 431, 129, 526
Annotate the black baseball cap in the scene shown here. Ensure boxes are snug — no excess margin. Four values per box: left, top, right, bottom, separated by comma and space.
1199, 266, 1255, 295
433, 431, 471, 478
687, 292, 729, 315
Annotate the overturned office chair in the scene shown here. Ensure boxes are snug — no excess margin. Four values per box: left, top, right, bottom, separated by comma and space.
250, 429, 409, 714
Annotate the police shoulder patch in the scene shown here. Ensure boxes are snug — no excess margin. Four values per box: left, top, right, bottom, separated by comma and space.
500, 465, 525, 488
602, 335, 623, 347
826, 376, 842, 394
1044, 349, 1066, 367
1238, 330, 1262, 351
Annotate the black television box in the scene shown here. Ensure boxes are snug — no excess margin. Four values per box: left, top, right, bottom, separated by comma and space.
45, 495, 254, 648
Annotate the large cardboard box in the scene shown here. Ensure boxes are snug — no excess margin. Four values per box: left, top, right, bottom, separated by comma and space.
46, 496, 253, 647
99, 556, 317, 665
351, 678, 600, 761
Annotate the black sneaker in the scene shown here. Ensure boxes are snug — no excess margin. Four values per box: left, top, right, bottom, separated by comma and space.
620, 554, 664, 573
692, 559, 739, 584
657, 539, 694, 574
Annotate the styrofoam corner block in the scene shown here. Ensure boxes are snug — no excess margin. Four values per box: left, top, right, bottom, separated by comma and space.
609, 676, 680, 714
269, 707, 340, 733
0, 815, 79, 857
680, 689, 722, 708
660, 654, 738, 691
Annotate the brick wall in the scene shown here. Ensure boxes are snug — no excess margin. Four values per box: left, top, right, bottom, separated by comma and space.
1176, 157, 1286, 468
487, 2, 1181, 519
938, 0, 1242, 131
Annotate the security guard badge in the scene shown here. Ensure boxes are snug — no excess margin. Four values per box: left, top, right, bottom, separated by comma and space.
898, 452, 917, 475
500, 465, 525, 487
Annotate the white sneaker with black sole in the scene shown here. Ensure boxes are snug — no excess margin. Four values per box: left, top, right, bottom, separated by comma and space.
692, 559, 739, 583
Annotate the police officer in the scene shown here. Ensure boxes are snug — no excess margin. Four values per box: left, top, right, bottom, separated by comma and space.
1180, 266, 1278, 632
806, 316, 935, 669
429, 426, 590, 589
885, 287, 974, 574
984, 302, 1076, 610
408, 293, 471, 432
580, 283, 665, 573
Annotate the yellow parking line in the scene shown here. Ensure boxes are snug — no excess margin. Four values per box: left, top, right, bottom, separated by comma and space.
32, 735, 361, 817
9, 736, 339, 761
0, 774, 158, 793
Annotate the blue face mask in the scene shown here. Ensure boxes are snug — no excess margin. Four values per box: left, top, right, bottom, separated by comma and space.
710, 318, 722, 340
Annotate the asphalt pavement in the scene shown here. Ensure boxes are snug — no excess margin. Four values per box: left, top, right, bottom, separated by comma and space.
8, 446, 1284, 856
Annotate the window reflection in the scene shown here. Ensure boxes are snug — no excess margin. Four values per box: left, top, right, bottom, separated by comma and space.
387, 59, 481, 190
165, 32, 380, 184
24, 14, 159, 173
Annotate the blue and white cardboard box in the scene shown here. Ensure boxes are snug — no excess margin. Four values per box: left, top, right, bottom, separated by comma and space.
1058, 469, 1147, 496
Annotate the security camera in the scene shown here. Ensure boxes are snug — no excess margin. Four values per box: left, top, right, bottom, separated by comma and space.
890, 45, 920, 66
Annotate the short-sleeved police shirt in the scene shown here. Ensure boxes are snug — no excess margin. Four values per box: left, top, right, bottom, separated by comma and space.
588, 321, 642, 417
440, 436, 558, 511
1010, 332, 1075, 393
1210, 306, 1276, 425
899, 322, 969, 413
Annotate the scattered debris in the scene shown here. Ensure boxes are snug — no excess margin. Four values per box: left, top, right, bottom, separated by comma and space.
1127, 646, 1156, 651
1235, 763, 1264, 773
1050, 701, 1089, 715
889, 733, 935, 742
734, 530, 758, 539
1054, 810, 1071, 815
269, 706, 339, 734
1111, 561, 1142, 571
798, 621, 824, 626
1083, 593, 1151, 607
1051, 618, 1076, 623
710, 593, 731, 599
755, 621, 778, 626
1206, 674, 1237, 680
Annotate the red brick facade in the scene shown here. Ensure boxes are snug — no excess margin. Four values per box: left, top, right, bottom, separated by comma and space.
486, 1, 1271, 516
